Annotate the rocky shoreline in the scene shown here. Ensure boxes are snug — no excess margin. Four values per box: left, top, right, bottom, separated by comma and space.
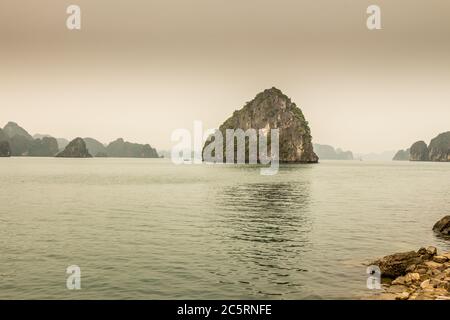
369, 247, 450, 300
368, 216, 450, 300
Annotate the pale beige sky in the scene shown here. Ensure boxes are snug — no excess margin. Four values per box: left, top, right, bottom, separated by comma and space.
0, 0, 449, 153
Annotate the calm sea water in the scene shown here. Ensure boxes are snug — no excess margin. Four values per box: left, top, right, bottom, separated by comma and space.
0, 158, 449, 299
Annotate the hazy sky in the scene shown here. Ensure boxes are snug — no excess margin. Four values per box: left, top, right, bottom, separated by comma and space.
1, 0, 449, 153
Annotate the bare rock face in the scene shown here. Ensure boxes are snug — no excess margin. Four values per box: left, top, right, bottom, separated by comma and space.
0, 141, 11, 157
410, 141, 429, 161
433, 216, 450, 236
428, 132, 450, 162
203, 87, 318, 163
56, 137, 92, 158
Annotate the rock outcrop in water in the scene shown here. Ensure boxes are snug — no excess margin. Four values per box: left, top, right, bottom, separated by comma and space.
34, 134, 70, 152
370, 247, 450, 300
106, 138, 159, 158
428, 132, 450, 162
410, 141, 429, 161
9, 135, 32, 156
3, 123, 58, 156
433, 216, 450, 237
83, 138, 107, 157
203, 87, 318, 163
56, 137, 92, 158
314, 144, 353, 160
393, 148, 410, 161
29, 137, 59, 156
405, 132, 450, 162
1, 121, 160, 158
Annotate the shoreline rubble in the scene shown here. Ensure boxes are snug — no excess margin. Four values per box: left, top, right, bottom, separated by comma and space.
369, 246, 450, 300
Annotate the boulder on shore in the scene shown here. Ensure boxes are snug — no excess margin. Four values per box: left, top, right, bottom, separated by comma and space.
370, 250, 428, 279
433, 216, 450, 236
56, 137, 92, 158
369, 247, 450, 300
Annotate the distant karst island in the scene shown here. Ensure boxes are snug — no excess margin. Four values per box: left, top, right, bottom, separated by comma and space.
393, 131, 450, 162
202, 87, 318, 163
3, 95, 447, 163
313, 144, 353, 160
0, 121, 159, 158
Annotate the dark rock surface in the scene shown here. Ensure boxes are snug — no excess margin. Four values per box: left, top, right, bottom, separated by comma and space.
371, 250, 426, 279
428, 132, 450, 162
410, 141, 429, 161
56, 137, 92, 158
433, 216, 450, 236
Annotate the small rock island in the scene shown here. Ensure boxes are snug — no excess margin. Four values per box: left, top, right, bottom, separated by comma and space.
394, 131, 450, 162
56, 137, 92, 158
313, 144, 353, 160
0, 121, 160, 158
203, 87, 318, 163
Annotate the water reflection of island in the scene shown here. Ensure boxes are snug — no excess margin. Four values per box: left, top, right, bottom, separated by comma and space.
207, 180, 314, 297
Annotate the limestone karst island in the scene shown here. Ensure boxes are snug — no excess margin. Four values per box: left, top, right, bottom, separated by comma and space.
0, 121, 159, 158
202, 87, 318, 163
